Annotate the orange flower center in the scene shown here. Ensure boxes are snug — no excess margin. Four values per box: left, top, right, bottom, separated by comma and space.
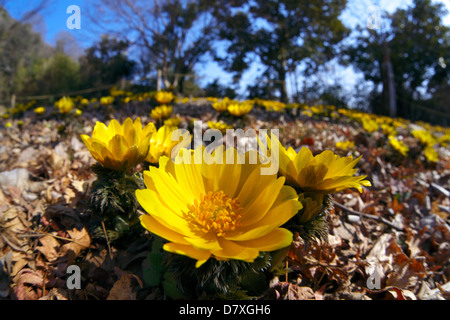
185, 191, 243, 237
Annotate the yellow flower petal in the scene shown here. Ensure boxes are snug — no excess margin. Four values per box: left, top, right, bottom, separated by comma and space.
239, 176, 285, 226
237, 228, 293, 252
139, 214, 190, 245
163, 242, 211, 266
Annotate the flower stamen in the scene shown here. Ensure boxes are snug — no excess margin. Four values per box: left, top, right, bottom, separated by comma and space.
185, 191, 243, 237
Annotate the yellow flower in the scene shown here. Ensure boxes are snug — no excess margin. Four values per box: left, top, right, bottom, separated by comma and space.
80, 117, 156, 172
100, 96, 115, 106
267, 135, 370, 194
145, 125, 190, 164
122, 97, 132, 104
424, 145, 438, 163
412, 129, 437, 146
389, 136, 409, 157
75, 109, 82, 116
439, 134, 450, 146
212, 97, 231, 112
310, 105, 324, 115
335, 140, 355, 151
80, 98, 89, 106
207, 121, 233, 134
227, 101, 253, 117
150, 105, 173, 121
206, 97, 218, 103
258, 99, 285, 112
33, 106, 46, 115
362, 117, 379, 133
381, 124, 397, 136
136, 146, 302, 267
5, 122, 12, 128
55, 96, 74, 114
155, 91, 174, 105
301, 109, 313, 117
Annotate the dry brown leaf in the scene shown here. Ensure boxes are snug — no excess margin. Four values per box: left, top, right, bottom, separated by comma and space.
36, 235, 61, 263
13, 268, 48, 300
58, 227, 91, 264
270, 281, 316, 300
365, 233, 426, 290
107, 273, 141, 300
10, 251, 30, 277
39, 288, 69, 300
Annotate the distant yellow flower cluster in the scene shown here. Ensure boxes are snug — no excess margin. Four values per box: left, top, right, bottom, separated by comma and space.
252, 98, 286, 112
212, 98, 254, 117
335, 140, 355, 151
207, 121, 233, 133
331, 107, 445, 163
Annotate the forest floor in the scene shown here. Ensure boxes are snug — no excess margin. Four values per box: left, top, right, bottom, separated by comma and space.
0, 99, 449, 300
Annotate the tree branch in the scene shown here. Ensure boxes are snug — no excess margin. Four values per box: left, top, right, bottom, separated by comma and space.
332, 200, 405, 232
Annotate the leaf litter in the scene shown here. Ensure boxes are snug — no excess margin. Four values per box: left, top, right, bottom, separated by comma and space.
0, 100, 449, 300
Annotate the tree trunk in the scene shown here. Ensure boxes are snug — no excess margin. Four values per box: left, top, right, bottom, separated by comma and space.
277, 68, 288, 103
381, 43, 397, 117
157, 69, 162, 91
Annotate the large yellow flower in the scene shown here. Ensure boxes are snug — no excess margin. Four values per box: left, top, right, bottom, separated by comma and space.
81, 117, 155, 172
145, 125, 191, 164
137, 146, 302, 268
265, 135, 370, 194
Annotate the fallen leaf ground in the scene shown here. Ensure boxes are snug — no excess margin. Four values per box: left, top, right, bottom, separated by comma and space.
0, 99, 449, 300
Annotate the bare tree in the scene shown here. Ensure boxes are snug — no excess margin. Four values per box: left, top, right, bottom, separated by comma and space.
85, 0, 217, 93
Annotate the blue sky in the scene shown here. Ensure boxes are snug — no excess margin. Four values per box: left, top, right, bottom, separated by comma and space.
3, 0, 450, 100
